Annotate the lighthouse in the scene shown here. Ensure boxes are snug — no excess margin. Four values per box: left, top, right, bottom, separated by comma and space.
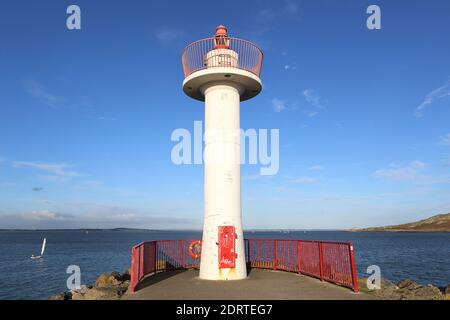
181, 26, 263, 280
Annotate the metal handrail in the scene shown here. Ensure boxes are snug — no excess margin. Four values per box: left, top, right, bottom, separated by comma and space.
181, 37, 264, 78
129, 238, 359, 294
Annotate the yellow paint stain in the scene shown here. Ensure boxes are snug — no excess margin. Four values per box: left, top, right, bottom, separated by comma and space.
219, 268, 236, 280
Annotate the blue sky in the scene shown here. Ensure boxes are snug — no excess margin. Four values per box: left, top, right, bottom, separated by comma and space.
0, 0, 449, 229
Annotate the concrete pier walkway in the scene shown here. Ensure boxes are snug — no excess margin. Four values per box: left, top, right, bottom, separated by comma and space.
123, 269, 374, 300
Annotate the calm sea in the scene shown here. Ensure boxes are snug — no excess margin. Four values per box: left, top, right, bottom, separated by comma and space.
0, 230, 448, 300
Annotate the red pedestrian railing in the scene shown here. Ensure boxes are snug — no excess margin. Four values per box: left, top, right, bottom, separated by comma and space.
182, 37, 264, 78
129, 239, 359, 294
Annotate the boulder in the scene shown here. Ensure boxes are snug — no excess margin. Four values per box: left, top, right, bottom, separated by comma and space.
111, 270, 130, 282
95, 273, 121, 288
49, 291, 72, 300
49, 270, 131, 300
445, 285, 450, 295
397, 279, 421, 290
412, 285, 443, 300
82, 287, 122, 300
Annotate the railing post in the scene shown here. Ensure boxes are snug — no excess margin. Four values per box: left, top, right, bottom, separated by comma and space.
129, 247, 137, 293
273, 240, 277, 271
349, 243, 359, 293
297, 240, 301, 274
179, 240, 184, 269
319, 242, 324, 282
247, 239, 251, 268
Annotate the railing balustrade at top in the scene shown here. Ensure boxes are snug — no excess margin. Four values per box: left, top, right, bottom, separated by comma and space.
182, 37, 263, 78
129, 238, 358, 293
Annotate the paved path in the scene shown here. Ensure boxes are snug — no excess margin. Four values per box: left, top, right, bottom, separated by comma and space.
123, 269, 374, 300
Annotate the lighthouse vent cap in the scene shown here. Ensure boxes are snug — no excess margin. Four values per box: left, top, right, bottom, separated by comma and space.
215, 25, 228, 37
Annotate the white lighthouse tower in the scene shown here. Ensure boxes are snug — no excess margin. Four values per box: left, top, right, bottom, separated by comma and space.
182, 26, 263, 280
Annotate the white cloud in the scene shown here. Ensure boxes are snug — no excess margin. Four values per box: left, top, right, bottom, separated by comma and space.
438, 133, 450, 146
291, 176, 319, 184
13, 161, 80, 178
372, 161, 427, 181
155, 28, 186, 45
23, 79, 66, 108
284, 65, 297, 71
283, 0, 300, 15
271, 98, 287, 112
303, 89, 327, 109
258, 0, 300, 19
308, 165, 324, 171
305, 111, 319, 117
21, 210, 73, 221
414, 80, 450, 118
0, 204, 198, 229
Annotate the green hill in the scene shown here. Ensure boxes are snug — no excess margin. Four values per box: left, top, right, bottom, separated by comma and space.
352, 213, 450, 232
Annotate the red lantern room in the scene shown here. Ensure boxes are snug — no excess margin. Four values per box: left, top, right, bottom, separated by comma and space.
214, 25, 230, 49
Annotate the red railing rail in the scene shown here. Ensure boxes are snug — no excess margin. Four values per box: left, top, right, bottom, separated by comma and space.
182, 37, 263, 78
129, 239, 359, 293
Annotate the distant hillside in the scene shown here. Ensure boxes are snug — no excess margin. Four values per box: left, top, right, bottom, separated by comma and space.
352, 213, 450, 232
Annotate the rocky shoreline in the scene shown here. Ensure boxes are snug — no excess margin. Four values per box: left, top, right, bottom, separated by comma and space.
50, 269, 450, 300
358, 277, 450, 300
50, 270, 131, 300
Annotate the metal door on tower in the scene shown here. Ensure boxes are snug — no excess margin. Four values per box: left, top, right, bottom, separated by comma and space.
218, 226, 236, 269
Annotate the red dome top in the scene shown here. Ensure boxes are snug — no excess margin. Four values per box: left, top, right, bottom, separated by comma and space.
215, 25, 228, 37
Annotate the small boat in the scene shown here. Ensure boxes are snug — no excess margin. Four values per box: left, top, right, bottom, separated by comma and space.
31, 238, 46, 259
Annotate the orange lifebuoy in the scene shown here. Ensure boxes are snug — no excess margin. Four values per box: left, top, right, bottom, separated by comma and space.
189, 240, 202, 259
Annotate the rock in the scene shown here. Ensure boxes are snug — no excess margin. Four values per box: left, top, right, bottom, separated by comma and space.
111, 271, 121, 279
111, 270, 130, 282
445, 285, 450, 295
361, 278, 445, 300
82, 287, 122, 300
397, 279, 421, 290
49, 294, 64, 300
412, 285, 443, 300
49, 270, 131, 300
50, 291, 72, 300
95, 273, 121, 288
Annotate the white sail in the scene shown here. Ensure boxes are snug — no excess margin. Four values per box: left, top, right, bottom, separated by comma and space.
40, 238, 46, 256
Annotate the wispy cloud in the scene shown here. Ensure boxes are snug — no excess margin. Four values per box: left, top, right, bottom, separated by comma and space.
23, 79, 66, 108
271, 98, 287, 112
13, 161, 81, 179
258, 0, 300, 19
284, 64, 297, 71
283, 0, 300, 15
304, 111, 319, 118
155, 28, 186, 45
414, 80, 450, 118
372, 161, 426, 181
0, 204, 198, 229
308, 165, 324, 171
271, 98, 297, 112
438, 133, 450, 146
303, 89, 327, 109
19, 210, 74, 221
291, 176, 319, 184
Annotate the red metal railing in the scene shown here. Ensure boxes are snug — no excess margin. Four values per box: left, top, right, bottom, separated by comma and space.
182, 37, 263, 78
129, 239, 359, 293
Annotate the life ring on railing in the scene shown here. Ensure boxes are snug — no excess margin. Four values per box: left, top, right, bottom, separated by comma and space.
189, 240, 202, 259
